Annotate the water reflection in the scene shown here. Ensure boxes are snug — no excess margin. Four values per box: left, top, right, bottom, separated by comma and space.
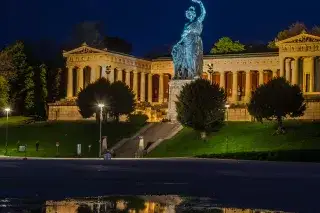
0, 196, 293, 213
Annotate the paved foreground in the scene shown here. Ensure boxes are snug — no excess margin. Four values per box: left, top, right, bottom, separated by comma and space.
0, 158, 320, 212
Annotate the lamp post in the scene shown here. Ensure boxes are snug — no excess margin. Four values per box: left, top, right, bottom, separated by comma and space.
207, 63, 214, 84
225, 104, 230, 122
225, 104, 230, 153
98, 104, 105, 158
4, 108, 11, 155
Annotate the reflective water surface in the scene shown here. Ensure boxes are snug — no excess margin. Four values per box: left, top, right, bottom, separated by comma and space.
0, 196, 293, 213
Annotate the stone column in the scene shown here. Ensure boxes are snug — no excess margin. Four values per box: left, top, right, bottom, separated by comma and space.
90, 67, 96, 83
108, 69, 114, 83
67, 66, 73, 98
101, 66, 107, 79
220, 72, 225, 89
232, 71, 238, 102
77, 67, 83, 93
148, 74, 153, 103
280, 57, 285, 77
133, 71, 138, 99
159, 73, 164, 103
292, 57, 299, 85
310, 57, 315, 92
125, 70, 131, 87
140, 72, 146, 102
285, 58, 291, 82
245, 70, 251, 102
259, 70, 264, 85
118, 69, 123, 82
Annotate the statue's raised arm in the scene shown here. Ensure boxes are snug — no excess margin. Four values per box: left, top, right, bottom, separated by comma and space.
192, 0, 206, 23
171, 0, 206, 79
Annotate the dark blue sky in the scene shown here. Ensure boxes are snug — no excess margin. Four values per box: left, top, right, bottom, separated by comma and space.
1, 0, 319, 56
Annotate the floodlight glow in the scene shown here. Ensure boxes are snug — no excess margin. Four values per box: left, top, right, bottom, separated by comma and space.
98, 104, 105, 108
4, 108, 10, 112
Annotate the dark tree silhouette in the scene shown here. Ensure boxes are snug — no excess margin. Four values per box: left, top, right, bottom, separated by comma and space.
176, 79, 226, 138
248, 77, 306, 134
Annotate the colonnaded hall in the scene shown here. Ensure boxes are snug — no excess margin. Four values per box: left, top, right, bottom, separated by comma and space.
48, 32, 320, 121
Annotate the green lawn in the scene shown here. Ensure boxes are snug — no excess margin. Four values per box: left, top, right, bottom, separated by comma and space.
148, 121, 320, 158
0, 117, 144, 158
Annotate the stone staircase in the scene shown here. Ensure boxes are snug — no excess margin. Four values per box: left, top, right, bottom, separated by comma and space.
114, 122, 182, 158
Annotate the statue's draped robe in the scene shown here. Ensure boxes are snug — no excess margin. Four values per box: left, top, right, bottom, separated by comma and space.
172, 20, 203, 79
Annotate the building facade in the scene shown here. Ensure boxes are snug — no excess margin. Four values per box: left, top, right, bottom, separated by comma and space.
48, 32, 320, 121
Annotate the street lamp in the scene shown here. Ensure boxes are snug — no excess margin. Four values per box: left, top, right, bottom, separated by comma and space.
224, 104, 230, 153
4, 108, 11, 155
225, 104, 230, 122
98, 103, 105, 158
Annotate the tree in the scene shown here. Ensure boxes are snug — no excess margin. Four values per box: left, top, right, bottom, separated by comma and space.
0, 76, 9, 109
109, 81, 135, 122
24, 66, 35, 114
176, 79, 226, 138
211, 37, 245, 54
76, 78, 111, 119
69, 21, 105, 48
34, 64, 48, 119
3, 41, 33, 114
0, 51, 16, 80
47, 68, 62, 102
248, 78, 306, 134
267, 22, 320, 48
144, 44, 172, 59
104, 36, 133, 54
312, 26, 320, 36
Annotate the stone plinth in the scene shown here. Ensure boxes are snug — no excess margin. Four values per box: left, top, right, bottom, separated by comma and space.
167, 80, 193, 121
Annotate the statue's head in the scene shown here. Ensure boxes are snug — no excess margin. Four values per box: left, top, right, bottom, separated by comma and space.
186, 6, 196, 21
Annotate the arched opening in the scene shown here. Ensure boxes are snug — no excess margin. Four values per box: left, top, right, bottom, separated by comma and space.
114, 68, 119, 82
164, 74, 172, 102
237, 71, 246, 101
225, 72, 233, 97
212, 72, 220, 85
264, 70, 273, 84
83, 66, 91, 88
251, 71, 259, 93
97, 66, 103, 79
202, 73, 208, 80
152, 74, 160, 102
72, 67, 78, 96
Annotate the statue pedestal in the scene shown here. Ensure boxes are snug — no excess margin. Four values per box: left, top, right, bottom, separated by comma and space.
167, 80, 193, 121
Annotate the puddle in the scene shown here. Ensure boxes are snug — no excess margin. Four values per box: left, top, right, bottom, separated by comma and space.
0, 195, 294, 213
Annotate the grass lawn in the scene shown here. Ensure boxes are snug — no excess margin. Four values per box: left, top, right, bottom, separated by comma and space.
148, 121, 320, 160
0, 117, 144, 158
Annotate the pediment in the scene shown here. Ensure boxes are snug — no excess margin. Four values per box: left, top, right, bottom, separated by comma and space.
63, 43, 107, 56
276, 33, 320, 46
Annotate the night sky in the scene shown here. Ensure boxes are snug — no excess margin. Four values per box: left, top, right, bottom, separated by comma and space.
1, 0, 320, 56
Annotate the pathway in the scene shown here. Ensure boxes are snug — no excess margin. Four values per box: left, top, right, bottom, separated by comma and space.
115, 122, 181, 158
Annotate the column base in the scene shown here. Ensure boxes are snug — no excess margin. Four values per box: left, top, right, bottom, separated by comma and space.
167, 80, 193, 121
